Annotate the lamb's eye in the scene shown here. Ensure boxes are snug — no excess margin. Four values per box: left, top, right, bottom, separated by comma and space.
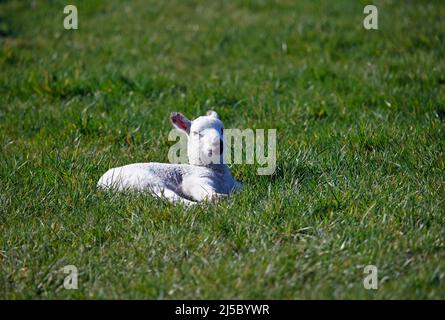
198, 133, 204, 138
192, 131, 199, 136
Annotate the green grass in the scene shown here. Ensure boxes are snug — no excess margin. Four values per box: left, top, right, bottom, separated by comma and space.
1, 0, 444, 299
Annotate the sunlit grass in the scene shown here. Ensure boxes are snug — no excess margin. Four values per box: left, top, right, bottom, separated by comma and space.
0, 0, 444, 299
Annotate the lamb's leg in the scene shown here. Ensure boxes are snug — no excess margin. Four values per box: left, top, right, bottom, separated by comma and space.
153, 188, 196, 206
181, 183, 229, 203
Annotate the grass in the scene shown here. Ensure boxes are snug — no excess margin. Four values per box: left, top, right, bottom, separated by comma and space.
0, 0, 444, 299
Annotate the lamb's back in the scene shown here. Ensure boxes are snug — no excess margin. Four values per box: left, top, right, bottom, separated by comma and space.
97, 162, 190, 191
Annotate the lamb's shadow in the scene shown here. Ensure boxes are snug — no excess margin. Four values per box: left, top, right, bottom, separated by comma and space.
237, 156, 323, 198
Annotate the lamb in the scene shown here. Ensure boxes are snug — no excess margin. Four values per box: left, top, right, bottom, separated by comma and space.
97, 110, 241, 205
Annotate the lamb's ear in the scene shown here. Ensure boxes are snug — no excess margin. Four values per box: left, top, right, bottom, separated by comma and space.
206, 110, 219, 119
170, 112, 191, 134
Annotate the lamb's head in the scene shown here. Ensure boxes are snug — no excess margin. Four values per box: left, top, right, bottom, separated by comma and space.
170, 110, 224, 166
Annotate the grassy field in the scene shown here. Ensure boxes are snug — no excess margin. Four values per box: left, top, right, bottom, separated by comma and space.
0, 0, 444, 299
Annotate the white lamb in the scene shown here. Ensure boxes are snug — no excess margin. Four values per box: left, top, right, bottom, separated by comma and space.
97, 110, 241, 205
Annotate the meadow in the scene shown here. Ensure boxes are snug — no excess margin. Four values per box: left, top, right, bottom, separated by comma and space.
0, 0, 444, 299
